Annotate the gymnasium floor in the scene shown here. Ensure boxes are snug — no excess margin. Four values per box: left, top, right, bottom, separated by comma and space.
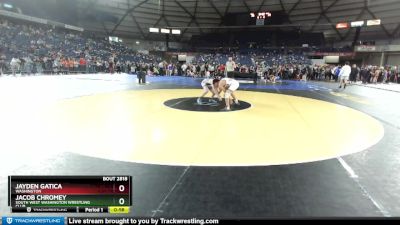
0, 74, 399, 218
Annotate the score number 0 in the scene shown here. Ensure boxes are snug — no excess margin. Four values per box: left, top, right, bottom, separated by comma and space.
118, 185, 126, 205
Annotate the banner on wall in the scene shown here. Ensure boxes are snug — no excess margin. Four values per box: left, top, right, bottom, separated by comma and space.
356, 45, 377, 52
137, 50, 149, 55
308, 52, 355, 57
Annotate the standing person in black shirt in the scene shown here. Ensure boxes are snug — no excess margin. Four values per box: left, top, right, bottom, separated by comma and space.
360, 66, 370, 84
350, 64, 359, 84
113, 55, 118, 66
137, 63, 143, 84
137, 63, 147, 84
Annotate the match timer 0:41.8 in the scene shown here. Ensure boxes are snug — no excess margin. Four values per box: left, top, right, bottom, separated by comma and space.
8, 176, 132, 213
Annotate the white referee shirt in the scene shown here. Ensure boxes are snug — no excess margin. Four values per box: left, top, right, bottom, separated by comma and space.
339, 65, 351, 77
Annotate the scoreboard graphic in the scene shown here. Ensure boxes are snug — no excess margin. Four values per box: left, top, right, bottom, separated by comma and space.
8, 176, 132, 213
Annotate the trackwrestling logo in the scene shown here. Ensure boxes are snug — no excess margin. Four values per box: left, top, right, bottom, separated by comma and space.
2, 217, 64, 225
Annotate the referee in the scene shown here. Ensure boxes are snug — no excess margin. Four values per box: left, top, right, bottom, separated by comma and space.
225, 57, 236, 78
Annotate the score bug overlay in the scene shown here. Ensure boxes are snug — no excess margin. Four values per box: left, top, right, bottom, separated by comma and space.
8, 176, 132, 213
67, 218, 219, 225
2, 217, 219, 225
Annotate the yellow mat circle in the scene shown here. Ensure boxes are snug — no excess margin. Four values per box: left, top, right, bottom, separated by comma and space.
0, 89, 384, 166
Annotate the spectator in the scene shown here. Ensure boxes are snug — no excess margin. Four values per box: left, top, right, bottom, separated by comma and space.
360, 66, 370, 84
0, 53, 6, 75
350, 64, 359, 83
108, 55, 114, 74
10, 57, 20, 76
